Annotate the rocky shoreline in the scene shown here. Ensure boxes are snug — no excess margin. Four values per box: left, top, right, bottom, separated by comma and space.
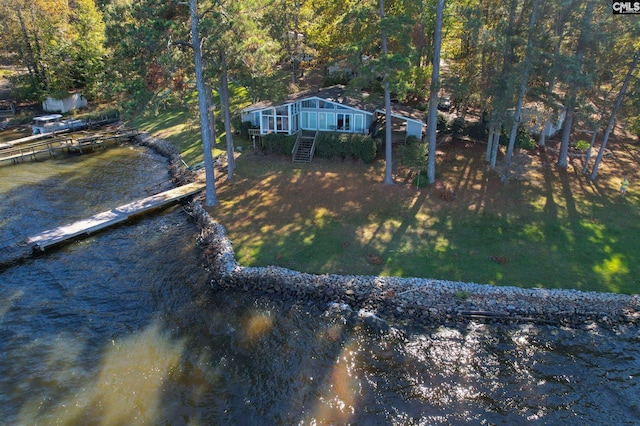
139, 133, 640, 330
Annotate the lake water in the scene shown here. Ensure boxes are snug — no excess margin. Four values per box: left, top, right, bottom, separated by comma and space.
0, 144, 639, 425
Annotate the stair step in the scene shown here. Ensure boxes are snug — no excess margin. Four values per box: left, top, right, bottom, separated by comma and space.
293, 130, 318, 163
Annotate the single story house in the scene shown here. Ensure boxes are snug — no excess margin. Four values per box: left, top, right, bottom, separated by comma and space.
241, 86, 426, 161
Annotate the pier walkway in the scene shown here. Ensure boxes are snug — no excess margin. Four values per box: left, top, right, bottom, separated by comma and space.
0, 181, 205, 266
0, 129, 139, 165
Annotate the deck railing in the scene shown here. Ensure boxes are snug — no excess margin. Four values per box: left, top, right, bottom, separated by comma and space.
291, 131, 302, 161
309, 130, 319, 159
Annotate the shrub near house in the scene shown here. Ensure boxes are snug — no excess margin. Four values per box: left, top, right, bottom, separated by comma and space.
262, 133, 297, 155
315, 132, 377, 163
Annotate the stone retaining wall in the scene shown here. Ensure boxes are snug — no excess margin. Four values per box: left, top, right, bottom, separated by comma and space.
139, 133, 640, 330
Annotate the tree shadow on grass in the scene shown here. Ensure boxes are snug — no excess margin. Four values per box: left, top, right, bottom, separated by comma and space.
213, 141, 640, 294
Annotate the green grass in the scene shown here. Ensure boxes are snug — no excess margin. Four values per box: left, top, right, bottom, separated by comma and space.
132, 98, 640, 295
214, 148, 639, 295
128, 84, 252, 166
129, 107, 215, 165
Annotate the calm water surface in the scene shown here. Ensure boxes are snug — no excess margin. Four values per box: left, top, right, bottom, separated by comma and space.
0, 144, 639, 425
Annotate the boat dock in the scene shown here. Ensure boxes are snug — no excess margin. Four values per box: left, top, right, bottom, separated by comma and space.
0, 181, 205, 266
0, 128, 139, 165
0, 132, 51, 149
28, 181, 204, 251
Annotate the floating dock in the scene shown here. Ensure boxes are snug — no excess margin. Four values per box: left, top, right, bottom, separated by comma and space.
0, 181, 205, 267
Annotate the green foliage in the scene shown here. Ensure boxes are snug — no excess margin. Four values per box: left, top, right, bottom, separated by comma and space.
575, 140, 591, 151
240, 121, 254, 137
399, 138, 428, 170
2, 0, 107, 99
466, 121, 488, 140
262, 133, 297, 156
322, 71, 352, 87
450, 117, 465, 137
515, 126, 535, 150
8, 74, 42, 102
437, 115, 487, 140
628, 117, 640, 139
500, 125, 535, 150
437, 113, 449, 133
315, 132, 377, 163
412, 173, 429, 188
454, 290, 471, 300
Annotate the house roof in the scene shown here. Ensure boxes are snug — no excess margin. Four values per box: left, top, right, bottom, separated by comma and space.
242, 85, 426, 126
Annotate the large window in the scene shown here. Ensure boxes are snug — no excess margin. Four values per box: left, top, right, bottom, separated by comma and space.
318, 112, 335, 130
261, 105, 290, 133
337, 113, 351, 131
301, 111, 317, 129
354, 114, 364, 133
301, 99, 317, 108
319, 100, 335, 109
261, 115, 274, 132
276, 116, 288, 131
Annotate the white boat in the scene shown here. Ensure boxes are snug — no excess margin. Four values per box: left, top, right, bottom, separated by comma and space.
31, 114, 86, 135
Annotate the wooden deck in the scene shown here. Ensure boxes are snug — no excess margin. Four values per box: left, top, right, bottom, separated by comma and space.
26, 181, 205, 251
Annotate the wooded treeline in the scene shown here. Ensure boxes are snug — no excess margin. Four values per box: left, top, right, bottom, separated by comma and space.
1, 0, 638, 181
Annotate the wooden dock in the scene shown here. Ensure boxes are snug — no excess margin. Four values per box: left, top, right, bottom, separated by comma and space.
25, 181, 205, 251
0, 137, 75, 163
0, 129, 139, 165
0, 182, 205, 269
0, 132, 51, 149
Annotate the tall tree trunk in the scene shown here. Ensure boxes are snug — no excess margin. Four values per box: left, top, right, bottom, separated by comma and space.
557, 0, 593, 168
205, 82, 217, 158
557, 106, 574, 167
486, 123, 495, 162
538, 1, 570, 148
190, 0, 218, 206
491, 121, 502, 169
28, 7, 48, 90
16, 8, 44, 89
505, 0, 539, 178
427, 0, 445, 185
291, 0, 301, 84
220, 50, 235, 179
581, 122, 599, 174
590, 48, 640, 180
379, 0, 393, 185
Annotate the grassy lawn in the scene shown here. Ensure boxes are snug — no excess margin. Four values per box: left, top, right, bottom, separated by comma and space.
130, 107, 215, 165
132, 106, 640, 295
212, 142, 640, 295
128, 84, 251, 166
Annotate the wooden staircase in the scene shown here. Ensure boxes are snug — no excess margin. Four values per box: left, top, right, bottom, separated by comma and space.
292, 130, 318, 163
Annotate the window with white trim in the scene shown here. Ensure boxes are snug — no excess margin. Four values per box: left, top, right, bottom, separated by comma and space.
337, 113, 351, 131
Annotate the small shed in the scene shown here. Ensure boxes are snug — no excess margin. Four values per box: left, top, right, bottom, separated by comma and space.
43, 93, 88, 114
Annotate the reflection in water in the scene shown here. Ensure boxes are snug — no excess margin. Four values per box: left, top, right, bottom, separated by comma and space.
17, 321, 184, 425
0, 144, 639, 424
308, 338, 361, 423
